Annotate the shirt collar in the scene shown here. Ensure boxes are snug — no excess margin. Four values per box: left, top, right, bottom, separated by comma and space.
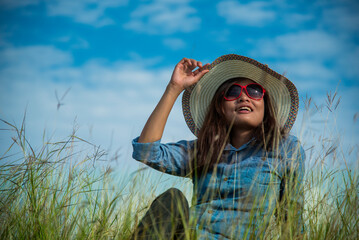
224, 137, 255, 152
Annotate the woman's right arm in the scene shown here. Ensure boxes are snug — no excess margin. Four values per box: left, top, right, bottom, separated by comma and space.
138, 58, 209, 143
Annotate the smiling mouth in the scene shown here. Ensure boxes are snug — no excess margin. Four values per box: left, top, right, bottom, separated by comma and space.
237, 106, 252, 113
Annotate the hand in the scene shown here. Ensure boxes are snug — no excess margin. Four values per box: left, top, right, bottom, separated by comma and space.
168, 58, 210, 93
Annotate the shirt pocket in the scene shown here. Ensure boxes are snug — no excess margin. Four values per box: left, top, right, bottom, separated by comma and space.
240, 158, 281, 198
255, 168, 281, 187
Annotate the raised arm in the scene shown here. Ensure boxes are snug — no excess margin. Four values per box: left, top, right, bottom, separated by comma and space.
138, 58, 209, 143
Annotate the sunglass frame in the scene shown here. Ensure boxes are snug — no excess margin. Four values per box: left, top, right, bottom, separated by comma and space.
223, 83, 266, 101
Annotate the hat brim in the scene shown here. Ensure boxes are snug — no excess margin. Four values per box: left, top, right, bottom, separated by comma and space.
182, 54, 298, 136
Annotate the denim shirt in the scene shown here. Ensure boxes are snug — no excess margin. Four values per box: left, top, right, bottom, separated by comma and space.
132, 135, 305, 239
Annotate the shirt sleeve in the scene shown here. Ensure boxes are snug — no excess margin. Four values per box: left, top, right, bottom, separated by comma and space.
278, 135, 306, 234
132, 137, 195, 177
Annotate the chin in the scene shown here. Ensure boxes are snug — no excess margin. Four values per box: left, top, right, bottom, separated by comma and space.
232, 120, 260, 130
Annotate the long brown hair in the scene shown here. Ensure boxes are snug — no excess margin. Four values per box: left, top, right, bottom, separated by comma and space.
192, 77, 287, 175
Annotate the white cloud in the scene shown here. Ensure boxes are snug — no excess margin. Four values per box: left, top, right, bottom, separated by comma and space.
322, 6, 359, 33
0, 45, 192, 161
0, 0, 128, 27
56, 36, 90, 49
336, 46, 359, 79
251, 30, 359, 81
252, 30, 342, 59
217, 0, 275, 27
124, 1, 200, 34
46, 0, 128, 27
282, 13, 313, 27
0, 45, 72, 68
163, 38, 186, 50
274, 60, 337, 92
0, 44, 357, 171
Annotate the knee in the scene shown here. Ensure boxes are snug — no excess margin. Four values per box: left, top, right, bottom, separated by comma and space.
165, 187, 183, 196
159, 188, 187, 204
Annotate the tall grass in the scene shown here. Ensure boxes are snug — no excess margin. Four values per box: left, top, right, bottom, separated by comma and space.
0, 93, 358, 239
0, 118, 143, 239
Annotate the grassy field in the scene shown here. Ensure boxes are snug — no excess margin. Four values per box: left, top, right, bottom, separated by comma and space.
0, 97, 358, 239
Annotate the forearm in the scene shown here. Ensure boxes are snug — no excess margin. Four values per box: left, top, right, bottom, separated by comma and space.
138, 84, 182, 143
138, 57, 208, 143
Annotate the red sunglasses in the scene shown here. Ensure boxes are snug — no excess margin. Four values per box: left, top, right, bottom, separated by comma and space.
223, 83, 266, 101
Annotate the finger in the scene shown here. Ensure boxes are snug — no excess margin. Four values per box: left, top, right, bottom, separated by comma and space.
183, 59, 195, 70
190, 60, 206, 74
192, 66, 204, 75
177, 58, 188, 66
189, 58, 197, 66
193, 63, 209, 74
179, 57, 193, 66
191, 59, 203, 70
175, 58, 187, 72
181, 58, 205, 71
193, 68, 209, 79
183, 58, 195, 69
192, 68, 200, 75
196, 69, 209, 79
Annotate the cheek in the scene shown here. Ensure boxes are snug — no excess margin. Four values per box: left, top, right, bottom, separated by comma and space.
222, 102, 232, 114
258, 101, 265, 120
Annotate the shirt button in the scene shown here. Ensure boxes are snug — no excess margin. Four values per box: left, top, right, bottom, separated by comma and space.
208, 209, 213, 214
223, 177, 228, 181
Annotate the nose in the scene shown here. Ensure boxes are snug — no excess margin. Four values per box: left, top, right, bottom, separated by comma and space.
237, 90, 250, 102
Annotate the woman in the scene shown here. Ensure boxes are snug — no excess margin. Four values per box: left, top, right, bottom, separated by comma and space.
131, 54, 305, 239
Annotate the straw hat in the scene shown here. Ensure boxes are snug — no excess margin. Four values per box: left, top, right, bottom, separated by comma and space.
182, 54, 299, 136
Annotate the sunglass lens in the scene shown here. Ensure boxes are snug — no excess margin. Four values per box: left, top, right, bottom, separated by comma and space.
225, 85, 241, 100
247, 84, 264, 99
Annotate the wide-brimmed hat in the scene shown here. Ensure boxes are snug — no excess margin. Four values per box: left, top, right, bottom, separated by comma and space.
182, 54, 299, 136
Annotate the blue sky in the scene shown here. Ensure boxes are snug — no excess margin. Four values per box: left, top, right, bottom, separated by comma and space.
0, 0, 358, 172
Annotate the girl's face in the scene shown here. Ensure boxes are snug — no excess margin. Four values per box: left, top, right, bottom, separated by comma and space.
222, 79, 265, 130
